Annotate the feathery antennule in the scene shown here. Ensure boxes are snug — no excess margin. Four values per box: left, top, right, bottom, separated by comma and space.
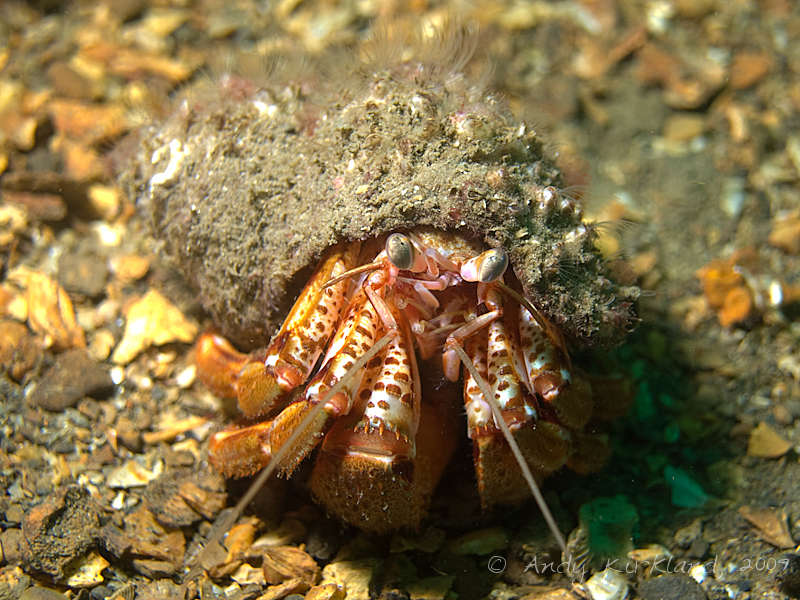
357, 19, 484, 87
184, 333, 394, 583
420, 19, 481, 77
591, 217, 641, 255
555, 255, 588, 289
560, 184, 588, 205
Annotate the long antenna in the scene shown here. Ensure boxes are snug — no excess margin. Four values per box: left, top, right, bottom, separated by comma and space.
449, 342, 569, 558
321, 262, 382, 289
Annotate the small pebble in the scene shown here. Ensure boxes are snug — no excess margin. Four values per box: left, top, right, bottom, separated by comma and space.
305, 583, 346, 600
747, 421, 792, 458
109, 254, 150, 282
175, 364, 196, 388
20, 587, 68, 600
773, 404, 793, 426
768, 211, 800, 255
321, 560, 378, 600
64, 551, 109, 588
111, 289, 197, 365
729, 52, 772, 90
0, 528, 24, 564
738, 506, 795, 548
88, 329, 116, 361
87, 185, 121, 220
638, 573, 707, 600
22, 487, 99, 579
107, 458, 162, 488
28, 348, 113, 411
0, 319, 37, 380
58, 252, 108, 298
8, 267, 85, 350
5, 504, 24, 525
663, 114, 705, 143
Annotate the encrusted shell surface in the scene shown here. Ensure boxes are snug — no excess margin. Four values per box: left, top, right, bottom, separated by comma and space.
122, 42, 638, 350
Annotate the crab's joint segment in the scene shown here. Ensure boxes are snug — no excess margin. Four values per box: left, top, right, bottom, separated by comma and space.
266, 400, 332, 475
208, 421, 272, 478
194, 332, 249, 399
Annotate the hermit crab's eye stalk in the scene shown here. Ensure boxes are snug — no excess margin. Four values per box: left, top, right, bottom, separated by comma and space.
461, 247, 509, 283
386, 233, 416, 270
477, 248, 509, 282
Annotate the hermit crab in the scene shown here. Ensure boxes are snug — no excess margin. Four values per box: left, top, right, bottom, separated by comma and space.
195, 229, 608, 537
123, 27, 638, 563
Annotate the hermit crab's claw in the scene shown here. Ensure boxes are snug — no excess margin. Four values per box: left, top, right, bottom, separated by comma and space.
309, 312, 457, 533
194, 332, 250, 399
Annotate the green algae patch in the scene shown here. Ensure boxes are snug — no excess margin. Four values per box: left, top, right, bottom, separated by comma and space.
579, 495, 639, 560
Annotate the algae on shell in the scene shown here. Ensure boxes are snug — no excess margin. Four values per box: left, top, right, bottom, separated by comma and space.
122, 43, 638, 350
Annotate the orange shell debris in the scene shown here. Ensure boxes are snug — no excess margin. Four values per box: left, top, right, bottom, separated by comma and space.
696, 256, 755, 327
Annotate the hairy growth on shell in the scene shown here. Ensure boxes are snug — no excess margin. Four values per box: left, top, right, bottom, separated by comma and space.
122, 30, 638, 350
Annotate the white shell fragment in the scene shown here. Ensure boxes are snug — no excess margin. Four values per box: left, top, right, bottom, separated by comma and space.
107, 458, 163, 488
585, 568, 629, 600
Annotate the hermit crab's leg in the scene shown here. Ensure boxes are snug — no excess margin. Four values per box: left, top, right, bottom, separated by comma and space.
191, 331, 394, 578
518, 304, 592, 430
196, 244, 359, 418
440, 248, 570, 558
310, 311, 436, 532
462, 331, 491, 436
244, 243, 361, 417
266, 285, 391, 475
495, 280, 571, 370
448, 338, 570, 560
438, 245, 512, 380
442, 304, 502, 382
193, 333, 250, 399
462, 287, 572, 505
207, 286, 380, 477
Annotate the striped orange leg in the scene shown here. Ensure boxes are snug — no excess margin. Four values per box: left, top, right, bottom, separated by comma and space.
454, 286, 571, 508
195, 243, 359, 419
208, 282, 386, 478
518, 302, 592, 430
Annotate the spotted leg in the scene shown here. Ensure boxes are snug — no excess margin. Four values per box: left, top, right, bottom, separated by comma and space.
195, 243, 359, 418
309, 308, 458, 532
518, 303, 592, 430
454, 286, 572, 508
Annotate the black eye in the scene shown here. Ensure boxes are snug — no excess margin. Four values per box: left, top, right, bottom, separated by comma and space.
386, 233, 415, 270
478, 248, 508, 282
